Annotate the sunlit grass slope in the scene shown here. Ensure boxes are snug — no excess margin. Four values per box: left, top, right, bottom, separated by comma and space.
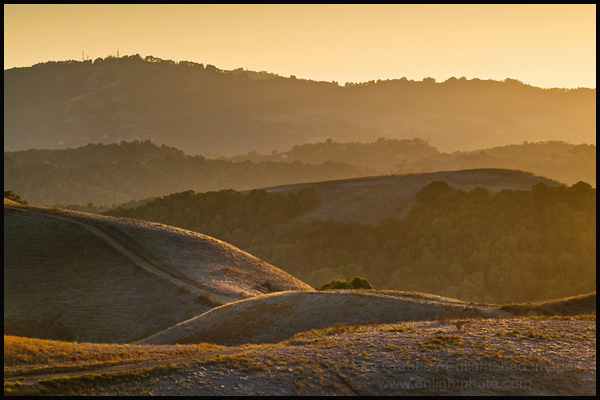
138, 290, 498, 346
4, 201, 312, 343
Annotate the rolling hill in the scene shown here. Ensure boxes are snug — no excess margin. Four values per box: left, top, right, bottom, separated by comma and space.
263, 168, 562, 224
138, 291, 597, 347
500, 292, 597, 316
137, 290, 502, 346
4, 199, 312, 343
4, 56, 595, 156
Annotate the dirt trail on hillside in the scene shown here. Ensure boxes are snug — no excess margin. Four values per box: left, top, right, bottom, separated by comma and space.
6, 205, 237, 304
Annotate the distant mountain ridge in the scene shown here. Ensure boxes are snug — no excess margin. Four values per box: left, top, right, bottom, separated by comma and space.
4, 55, 595, 156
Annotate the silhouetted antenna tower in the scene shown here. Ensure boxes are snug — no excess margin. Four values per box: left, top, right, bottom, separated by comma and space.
82, 50, 85, 61
117, 48, 119, 58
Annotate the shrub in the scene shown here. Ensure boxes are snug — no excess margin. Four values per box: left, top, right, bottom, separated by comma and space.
350, 276, 373, 290
318, 279, 354, 290
262, 280, 280, 293
196, 292, 223, 307
318, 276, 373, 290
179, 285, 191, 294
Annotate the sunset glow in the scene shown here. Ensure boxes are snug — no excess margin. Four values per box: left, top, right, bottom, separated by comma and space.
3, 4, 596, 89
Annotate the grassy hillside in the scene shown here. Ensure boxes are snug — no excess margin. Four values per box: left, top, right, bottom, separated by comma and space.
4, 335, 224, 377
4, 56, 595, 156
500, 292, 597, 316
263, 168, 562, 224
138, 290, 498, 346
139, 291, 596, 347
4, 200, 312, 343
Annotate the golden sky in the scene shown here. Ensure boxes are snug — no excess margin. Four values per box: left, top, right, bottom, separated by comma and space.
3, 4, 596, 88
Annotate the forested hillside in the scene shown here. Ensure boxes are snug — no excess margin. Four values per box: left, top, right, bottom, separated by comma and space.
228, 139, 596, 187
108, 181, 596, 304
4, 140, 370, 206
4, 139, 594, 208
4, 56, 595, 156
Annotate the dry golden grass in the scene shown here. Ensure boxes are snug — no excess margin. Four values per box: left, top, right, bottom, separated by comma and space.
139, 290, 502, 346
4, 335, 223, 376
140, 289, 595, 348
196, 292, 224, 307
4, 201, 312, 344
4, 197, 21, 206
6, 317, 594, 396
500, 292, 596, 316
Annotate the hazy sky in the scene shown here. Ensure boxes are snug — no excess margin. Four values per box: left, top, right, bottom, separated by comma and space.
4, 4, 596, 88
